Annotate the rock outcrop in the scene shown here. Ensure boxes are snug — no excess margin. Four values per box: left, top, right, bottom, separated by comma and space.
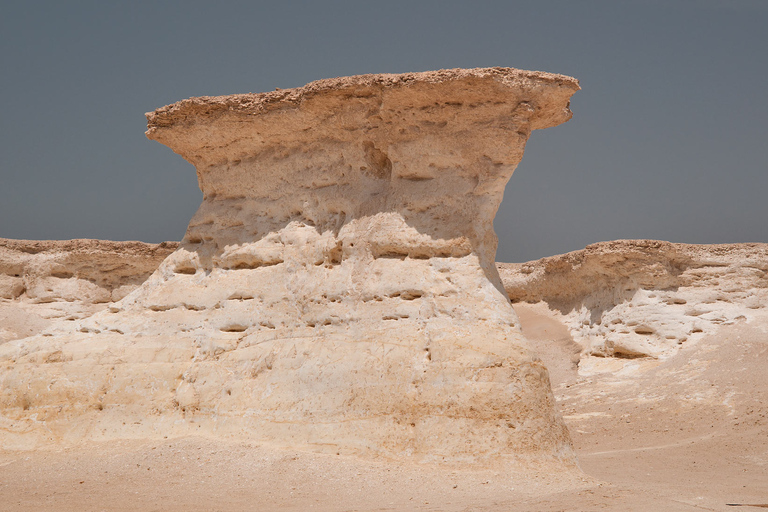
0, 238, 178, 303
0, 68, 580, 463
499, 240, 768, 359
0, 239, 177, 344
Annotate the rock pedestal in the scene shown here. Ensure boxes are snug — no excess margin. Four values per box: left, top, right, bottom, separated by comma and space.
1, 68, 579, 463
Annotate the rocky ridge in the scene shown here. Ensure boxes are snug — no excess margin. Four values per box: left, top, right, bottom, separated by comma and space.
3, 238, 764, 362
499, 239, 768, 359
0, 239, 177, 344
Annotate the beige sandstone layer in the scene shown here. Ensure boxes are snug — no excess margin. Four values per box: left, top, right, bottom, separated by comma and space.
6, 238, 762, 370
0, 68, 580, 464
499, 239, 768, 360
2, 240, 767, 510
0, 239, 177, 345
0, 238, 178, 303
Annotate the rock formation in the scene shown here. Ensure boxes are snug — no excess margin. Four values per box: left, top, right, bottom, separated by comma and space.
499, 240, 768, 359
6, 238, 762, 365
4, 239, 767, 506
0, 239, 177, 344
0, 68, 580, 463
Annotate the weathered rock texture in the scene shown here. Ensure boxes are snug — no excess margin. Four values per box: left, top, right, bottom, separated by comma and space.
499, 240, 768, 359
0, 68, 580, 462
0, 238, 178, 303
0, 239, 177, 344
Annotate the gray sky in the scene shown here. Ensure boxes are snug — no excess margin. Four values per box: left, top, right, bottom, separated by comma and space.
1, 1, 766, 262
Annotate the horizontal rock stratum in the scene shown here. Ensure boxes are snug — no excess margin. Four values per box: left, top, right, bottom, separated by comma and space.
0, 68, 580, 464
500, 240, 768, 360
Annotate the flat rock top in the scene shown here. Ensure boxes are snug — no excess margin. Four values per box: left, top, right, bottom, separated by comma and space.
505, 239, 768, 268
0, 238, 178, 257
146, 67, 580, 130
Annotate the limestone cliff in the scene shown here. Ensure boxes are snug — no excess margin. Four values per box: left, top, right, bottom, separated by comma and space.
0, 68, 579, 463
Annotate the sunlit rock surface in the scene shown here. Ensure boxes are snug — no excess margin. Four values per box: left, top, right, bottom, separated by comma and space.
499, 240, 768, 360
0, 238, 177, 344
0, 68, 580, 463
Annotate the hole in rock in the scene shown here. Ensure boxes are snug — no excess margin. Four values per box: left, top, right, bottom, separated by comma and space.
326, 242, 343, 265
400, 175, 434, 182
383, 314, 409, 321
229, 259, 283, 270
361, 140, 392, 180
373, 248, 408, 260
227, 293, 254, 301
221, 324, 247, 333
614, 351, 649, 359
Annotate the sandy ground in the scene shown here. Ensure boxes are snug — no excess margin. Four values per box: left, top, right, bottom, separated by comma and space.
1, 304, 766, 511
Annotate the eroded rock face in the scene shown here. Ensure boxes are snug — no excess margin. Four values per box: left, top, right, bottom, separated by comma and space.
499, 240, 768, 359
0, 238, 178, 303
0, 239, 177, 344
0, 68, 579, 463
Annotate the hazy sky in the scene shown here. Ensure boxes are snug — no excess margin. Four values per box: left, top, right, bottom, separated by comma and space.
1, 1, 766, 262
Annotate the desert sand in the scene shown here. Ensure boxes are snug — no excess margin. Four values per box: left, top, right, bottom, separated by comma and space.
1, 68, 766, 510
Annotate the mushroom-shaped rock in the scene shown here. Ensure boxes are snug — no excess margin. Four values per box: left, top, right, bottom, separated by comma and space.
0, 68, 579, 464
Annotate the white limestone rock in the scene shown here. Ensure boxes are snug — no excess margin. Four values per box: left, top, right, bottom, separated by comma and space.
0, 238, 177, 343
499, 240, 768, 360
0, 68, 580, 464
0, 238, 178, 304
